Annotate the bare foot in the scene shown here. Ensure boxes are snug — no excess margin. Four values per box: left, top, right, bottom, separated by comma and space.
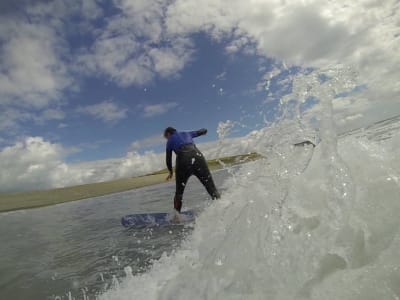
171, 213, 182, 223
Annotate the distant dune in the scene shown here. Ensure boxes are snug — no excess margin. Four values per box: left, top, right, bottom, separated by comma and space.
0, 153, 261, 213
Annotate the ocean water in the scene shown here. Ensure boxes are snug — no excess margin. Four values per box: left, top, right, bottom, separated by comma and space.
96, 69, 400, 300
0, 171, 227, 300
1, 66, 400, 300
96, 114, 400, 300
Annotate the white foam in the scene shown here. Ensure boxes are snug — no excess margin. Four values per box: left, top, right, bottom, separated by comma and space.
98, 69, 400, 299
99, 124, 399, 300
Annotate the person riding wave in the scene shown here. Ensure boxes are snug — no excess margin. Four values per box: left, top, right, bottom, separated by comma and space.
164, 127, 221, 213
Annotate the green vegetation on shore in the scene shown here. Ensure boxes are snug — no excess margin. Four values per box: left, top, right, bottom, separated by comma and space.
0, 153, 261, 213
149, 152, 261, 175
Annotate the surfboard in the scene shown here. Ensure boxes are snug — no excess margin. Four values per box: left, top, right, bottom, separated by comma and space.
121, 210, 195, 228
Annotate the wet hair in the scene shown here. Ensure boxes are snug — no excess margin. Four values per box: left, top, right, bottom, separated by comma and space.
164, 127, 177, 137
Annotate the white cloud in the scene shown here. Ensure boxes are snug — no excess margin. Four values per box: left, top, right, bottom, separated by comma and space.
0, 132, 248, 192
130, 134, 164, 150
77, 101, 128, 124
1, 0, 399, 176
165, 1, 356, 65
3, 0, 398, 134
0, 136, 166, 192
58, 123, 68, 129
77, 139, 111, 151
0, 137, 70, 192
79, 0, 397, 116
148, 38, 194, 78
26, 0, 103, 29
79, 0, 194, 87
0, 19, 71, 108
143, 102, 178, 118
0, 126, 251, 192
0, 106, 67, 136
0, 108, 32, 132
37, 108, 66, 123
0, 118, 303, 192
80, 33, 153, 86
0, 116, 357, 192
0, 0, 105, 133
165, 0, 400, 125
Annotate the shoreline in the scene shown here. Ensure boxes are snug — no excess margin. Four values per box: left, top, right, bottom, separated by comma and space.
0, 173, 170, 213
0, 153, 261, 213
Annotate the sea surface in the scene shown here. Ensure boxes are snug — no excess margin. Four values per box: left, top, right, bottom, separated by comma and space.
0, 171, 227, 300
1, 115, 400, 300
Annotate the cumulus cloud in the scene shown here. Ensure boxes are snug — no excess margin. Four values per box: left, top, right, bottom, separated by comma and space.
0, 120, 321, 193
0, 130, 253, 192
130, 134, 164, 150
0, 136, 205, 193
165, 0, 400, 127
37, 108, 66, 123
0, 106, 66, 134
143, 102, 178, 118
148, 39, 194, 78
0, 137, 70, 192
165, 0, 358, 66
0, 19, 71, 108
1, 0, 399, 193
2, 0, 398, 135
0, 136, 165, 192
0, 108, 32, 132
79, 0, 194, 86
0, 0, 102, 133
77, 101, 128, 124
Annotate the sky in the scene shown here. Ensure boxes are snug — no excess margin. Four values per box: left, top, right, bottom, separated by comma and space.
0, 0, 399, 192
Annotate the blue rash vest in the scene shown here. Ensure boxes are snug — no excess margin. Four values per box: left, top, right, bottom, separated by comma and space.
167, 131, 200, 153
165, 129, 207, 172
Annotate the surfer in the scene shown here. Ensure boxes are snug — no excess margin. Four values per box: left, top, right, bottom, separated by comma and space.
164, 127, 221, 213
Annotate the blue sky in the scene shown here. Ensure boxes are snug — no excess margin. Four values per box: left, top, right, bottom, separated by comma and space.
62, 35, 273, 162
25, 34, 272, 162
1, 0, 399, 192
0, 1, 279, 163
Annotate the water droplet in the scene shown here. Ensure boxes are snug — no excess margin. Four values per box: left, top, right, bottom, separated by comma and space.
215, 259, 223, 266
124, 266, 133, 278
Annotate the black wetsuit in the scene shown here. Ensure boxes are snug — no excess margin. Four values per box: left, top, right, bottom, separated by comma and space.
166, 129, 220, 212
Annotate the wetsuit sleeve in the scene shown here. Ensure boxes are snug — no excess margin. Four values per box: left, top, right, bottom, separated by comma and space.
190, 128, 207, 138
166, 148, 173, 173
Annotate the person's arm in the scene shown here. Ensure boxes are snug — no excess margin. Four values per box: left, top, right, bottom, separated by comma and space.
190, 128, 207, 138
166, 147, 173, 180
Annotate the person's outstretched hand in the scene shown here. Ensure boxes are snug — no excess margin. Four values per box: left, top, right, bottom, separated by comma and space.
166, 172, 173, 181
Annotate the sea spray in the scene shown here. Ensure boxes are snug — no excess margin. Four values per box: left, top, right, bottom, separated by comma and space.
98, 70, 400, 300
98, 117, 400, 300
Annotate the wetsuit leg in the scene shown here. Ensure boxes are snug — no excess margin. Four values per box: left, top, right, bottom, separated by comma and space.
174, 156, 192, 212
192, 150, 221, 199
